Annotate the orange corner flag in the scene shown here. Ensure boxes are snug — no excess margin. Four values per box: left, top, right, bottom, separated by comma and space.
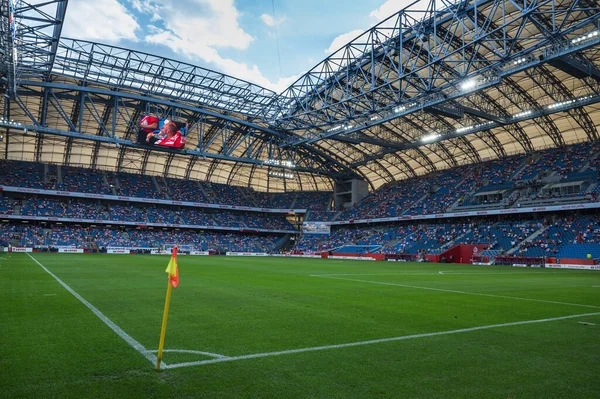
157, 245, 179, 370
165, 246, 179, 288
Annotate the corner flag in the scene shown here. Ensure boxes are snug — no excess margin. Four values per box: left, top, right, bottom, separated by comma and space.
156, 246, 179, 370
165, 246, 179, 288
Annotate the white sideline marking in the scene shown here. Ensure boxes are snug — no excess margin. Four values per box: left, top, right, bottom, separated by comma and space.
578, 321, 596, 326
165, 312, 600, 370
310, 272, 591, 277
151, 349, 229, 359
314, 276, 600, 310
26, 253, 163, 368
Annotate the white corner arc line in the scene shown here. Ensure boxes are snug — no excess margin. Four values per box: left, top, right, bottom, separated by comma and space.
315, 276, 600, 309
26, 253, 162, 368
150, 349, 230, 359
164, 312, 600, 370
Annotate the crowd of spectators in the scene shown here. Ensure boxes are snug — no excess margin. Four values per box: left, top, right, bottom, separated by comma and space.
166, 178, 210, 202
61, 166, 109, 194
0, 223, 283, 252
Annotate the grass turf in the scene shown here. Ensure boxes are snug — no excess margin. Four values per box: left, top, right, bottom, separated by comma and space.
1, 253, 599, 398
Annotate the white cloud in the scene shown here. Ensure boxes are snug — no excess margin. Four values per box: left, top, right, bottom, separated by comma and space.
145, 29, 299, 93
324, 29, 364, 54
369, 0, 418, 22
323, 0, 431, 56
62, 0, 140, 43
260, 13, 287, 27
140, 0, 302, 92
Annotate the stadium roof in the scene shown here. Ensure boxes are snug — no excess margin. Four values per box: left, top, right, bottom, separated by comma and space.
1, 0, 599, 192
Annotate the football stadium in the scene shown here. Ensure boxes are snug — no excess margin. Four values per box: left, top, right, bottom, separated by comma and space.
2, 0, 600, 397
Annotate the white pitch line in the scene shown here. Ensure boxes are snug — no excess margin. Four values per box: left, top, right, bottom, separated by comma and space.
151, 349, 230, 359
165, 311, 600, 370
314, 276, 600, 310
26, 253, 162, 368
310, 272, 591, 277
578, 321, 596, 326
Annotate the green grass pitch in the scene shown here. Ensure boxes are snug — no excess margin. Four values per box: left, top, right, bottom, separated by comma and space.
1, 253, 599, 398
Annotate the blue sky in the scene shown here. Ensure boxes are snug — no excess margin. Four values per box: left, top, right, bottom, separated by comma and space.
61, 0, 418, 92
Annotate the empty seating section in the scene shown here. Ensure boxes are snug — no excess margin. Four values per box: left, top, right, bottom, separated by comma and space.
461, 221, 541, 252
519, 216, 600, 258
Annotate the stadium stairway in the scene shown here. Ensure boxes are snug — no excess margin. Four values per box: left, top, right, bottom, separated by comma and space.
381, 230, 420, 252
194, 181, 211, 202
152, 176, 169, 199
202, 184, 218, 203
274, 234, 293, 252
445, 227, 473, 248
288, 193, 299, 209
331, 210, 344, 221
236, 186, 259, 207
401, 191, 431, 216
101, 172, 117, 195
506, 224, 549, 255
510, 153, 538, 180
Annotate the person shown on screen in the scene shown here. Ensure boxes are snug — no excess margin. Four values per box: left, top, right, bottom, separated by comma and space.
138, 114, 160, 144
146, 121, 184, 149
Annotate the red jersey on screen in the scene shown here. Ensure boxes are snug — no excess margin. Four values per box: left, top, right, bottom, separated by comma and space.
140, 115, 159, 133
156, 131, 184, 149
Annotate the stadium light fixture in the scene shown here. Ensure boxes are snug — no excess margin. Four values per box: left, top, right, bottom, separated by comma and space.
513, 110, 532, 118
268, 170, 295, 179
421, 133, 441, 143
547, 95, 593, 110
460, 79, 478, 91
571, 30, 599, 44
266, 159, 295, 168
513, 57, 527, 65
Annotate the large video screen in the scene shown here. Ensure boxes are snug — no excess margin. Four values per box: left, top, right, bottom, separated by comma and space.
302, 222, 331, 235
137, 115, 187, 149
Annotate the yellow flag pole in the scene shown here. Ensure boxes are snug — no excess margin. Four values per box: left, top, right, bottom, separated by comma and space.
156, 281, 173, 370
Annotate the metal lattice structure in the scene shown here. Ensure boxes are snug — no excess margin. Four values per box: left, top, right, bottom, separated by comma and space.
1, 0, 600, 191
